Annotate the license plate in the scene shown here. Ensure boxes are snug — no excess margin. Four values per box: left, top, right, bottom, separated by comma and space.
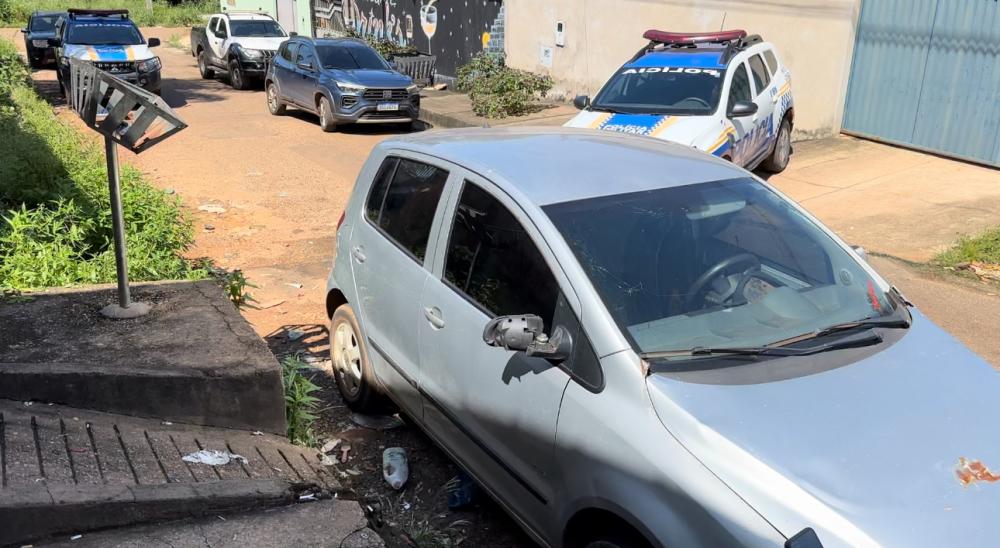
376, 102, 399, 112
32, 40, 49, 48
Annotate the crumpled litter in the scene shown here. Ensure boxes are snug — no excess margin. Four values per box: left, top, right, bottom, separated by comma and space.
182, 449, 247, 466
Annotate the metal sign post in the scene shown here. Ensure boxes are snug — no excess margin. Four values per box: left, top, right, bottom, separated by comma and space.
68, 59, 188, 319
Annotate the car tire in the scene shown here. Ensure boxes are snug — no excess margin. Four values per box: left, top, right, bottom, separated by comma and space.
266, 82, 286, 115
28, 56, 42, 69
761, 117, 792, 173
583, 532, 651, 548
229, 59, 250, 90
318, 96, 337, 132
197, 50, 214, 79
329, 304, 392, 414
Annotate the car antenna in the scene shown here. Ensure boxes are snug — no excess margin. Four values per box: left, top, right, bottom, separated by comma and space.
719, 12, 727, 31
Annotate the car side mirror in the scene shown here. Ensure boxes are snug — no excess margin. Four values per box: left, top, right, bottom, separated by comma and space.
147, 37, 161, 48
851, 245, 869, 263
297, 60, 314, 71
573, 95, 590, 110
728, 100, 758, 118
483, 314, 573, 362
47, 37, 62, 47
20, 28, 28, 34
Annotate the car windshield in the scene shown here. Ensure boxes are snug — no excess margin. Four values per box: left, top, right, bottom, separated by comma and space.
66, 22, 142, 45
591, 65, 726, 115
544, 178, 900, 354
229, 20, 286, 37
317, 45, 388, 70
30, 15, 60, 32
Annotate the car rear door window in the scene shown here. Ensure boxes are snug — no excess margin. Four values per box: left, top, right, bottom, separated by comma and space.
365, 157, 448, 262
444, 181, 559, 327
762, 49, 779, 76
748, 54, 771, 95
280, 41, 297, 62
728, 63, 752, 106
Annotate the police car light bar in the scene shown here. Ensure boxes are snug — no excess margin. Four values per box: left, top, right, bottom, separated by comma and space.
67, 9, 130, 19
642, 29, 747, 45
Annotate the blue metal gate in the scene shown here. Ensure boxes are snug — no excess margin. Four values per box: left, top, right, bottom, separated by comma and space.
843, 0, 1000, 166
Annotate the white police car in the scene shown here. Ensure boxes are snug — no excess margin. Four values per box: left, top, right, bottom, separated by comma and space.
566, 30, 794, 172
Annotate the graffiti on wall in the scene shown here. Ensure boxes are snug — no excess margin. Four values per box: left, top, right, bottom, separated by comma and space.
312, 0, 503, 77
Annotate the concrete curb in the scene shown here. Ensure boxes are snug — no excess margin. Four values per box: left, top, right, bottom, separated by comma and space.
419, 106, 476, 129
0, 479, 321, 546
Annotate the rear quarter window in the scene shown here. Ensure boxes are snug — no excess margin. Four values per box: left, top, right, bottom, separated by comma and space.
364, 156, 448, 262
763, 49, 779, 76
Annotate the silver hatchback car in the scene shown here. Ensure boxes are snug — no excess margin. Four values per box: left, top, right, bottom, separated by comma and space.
325, 128, 1000, 548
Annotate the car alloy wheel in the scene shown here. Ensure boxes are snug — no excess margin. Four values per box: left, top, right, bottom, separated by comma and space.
332, 322, 363, 397
266, 83, 284, 115
775, 123, 791, 169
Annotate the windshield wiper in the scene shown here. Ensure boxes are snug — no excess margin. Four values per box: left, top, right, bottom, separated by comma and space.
774, 317, 911, 347
641, 329, 885, 361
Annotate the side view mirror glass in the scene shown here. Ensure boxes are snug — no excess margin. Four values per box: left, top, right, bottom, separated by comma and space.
483, 314, 573, 362
20, 28, 28, 34
851, 245, 869, 263
728, 100, 758, 118
573, 95, 590, 110
147, 37, 161, 48
297, 61, 314, 71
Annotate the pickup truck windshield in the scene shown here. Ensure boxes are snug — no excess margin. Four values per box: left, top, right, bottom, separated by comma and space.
229, 20, 286, 37
30, 15, 60, 32
544, 178, 900, 354
592, 66, 726, 115
67, 22, 142, 45
317, 45, 388, 70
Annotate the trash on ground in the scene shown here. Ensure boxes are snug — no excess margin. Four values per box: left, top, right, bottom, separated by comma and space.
430, 82, 448, 90
251, 431, 264, 436
286, 282, 303, 289
298, 493, 317, 501
346, 468, 363, 476
350, 412, 404, 431
204, 224, 215, 231
182, 449, 248, 466
197, 204, 226, 214
446, 470, 479, 509
383, 447, 409, 490
258, 300, 285, 310
161, 420, 173, 426
340, 444, 352, 463
286, 328, 306, 341
23, 401, 32, 407
321, 438, 342, 454
319, 454, 338, 467
955, 262, 1000, 283
70, 535, 82, 541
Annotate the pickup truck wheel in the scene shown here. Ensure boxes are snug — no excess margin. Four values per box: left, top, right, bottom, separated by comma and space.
197, 51, 214, 79
266, 82, 286, 115
329, 304, 392, 414
229, 59, 250, 90
318, 96, 337, 132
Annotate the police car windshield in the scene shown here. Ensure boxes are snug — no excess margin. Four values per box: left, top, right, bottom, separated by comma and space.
67, 22, 143, 45
229, 20, 286, 37
592, 65, 725, 115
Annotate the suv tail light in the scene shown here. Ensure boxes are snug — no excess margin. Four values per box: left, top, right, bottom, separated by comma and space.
336, 210, 346, 231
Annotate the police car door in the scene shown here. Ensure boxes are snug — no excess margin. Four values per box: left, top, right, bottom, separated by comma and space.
746, 52, 777, 164
725, 61, 755, 166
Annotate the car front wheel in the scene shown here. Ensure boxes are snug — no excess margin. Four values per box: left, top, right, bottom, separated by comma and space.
318, 96, 337, 132
329, 304, 391, 413
266, 82, 286, 115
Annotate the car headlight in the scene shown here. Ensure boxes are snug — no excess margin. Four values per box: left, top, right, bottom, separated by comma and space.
241, 48, 263, 60
406, 84, 419, 93
137, 57, 161, 72
32, 39, 49, 48
336, 82, 365, 94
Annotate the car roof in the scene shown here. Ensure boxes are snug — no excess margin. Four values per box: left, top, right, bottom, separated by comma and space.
224, 13, 276, 21
381, 128, 747, 206
300, 36, 368, 47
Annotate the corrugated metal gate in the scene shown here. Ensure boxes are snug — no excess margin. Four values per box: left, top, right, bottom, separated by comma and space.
843, 0, 1000, 166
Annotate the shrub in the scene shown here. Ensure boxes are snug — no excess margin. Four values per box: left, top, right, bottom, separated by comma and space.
0, 37, 204, 291
0, 0, 215, 27
455, 54, 553, 119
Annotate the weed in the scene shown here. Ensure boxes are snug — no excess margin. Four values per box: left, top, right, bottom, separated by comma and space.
456, 53, 553, 119
167, 33, 184, 50
282, 355, 321, 447
221, 269, 257, 309
404, 517, 471, 547
934, 227, 1000, 267
0, 0, 215, 27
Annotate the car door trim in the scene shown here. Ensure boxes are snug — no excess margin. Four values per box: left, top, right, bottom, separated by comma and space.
368, 337, 549, 506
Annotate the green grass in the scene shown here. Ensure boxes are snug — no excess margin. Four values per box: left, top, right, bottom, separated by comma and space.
0, 38, 206, 291
934, 227, 1000, 267
0, 0, 214, 27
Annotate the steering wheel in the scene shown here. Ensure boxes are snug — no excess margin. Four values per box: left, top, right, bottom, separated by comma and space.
685, 253, 761, 308
675, 97, 711, 109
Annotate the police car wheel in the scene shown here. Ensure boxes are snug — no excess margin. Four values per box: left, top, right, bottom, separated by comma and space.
762, 118, 792, 173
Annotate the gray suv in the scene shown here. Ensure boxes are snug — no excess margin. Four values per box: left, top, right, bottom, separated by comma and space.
265, 36, 419, 131
325, 128, 1000, 548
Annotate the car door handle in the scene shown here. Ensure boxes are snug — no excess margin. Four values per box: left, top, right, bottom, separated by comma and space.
771, 93, 779, 104
423, 307, 445, 329
351, 245, 366, 263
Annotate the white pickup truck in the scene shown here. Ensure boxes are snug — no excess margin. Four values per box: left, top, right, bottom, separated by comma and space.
190, 12, 288, 90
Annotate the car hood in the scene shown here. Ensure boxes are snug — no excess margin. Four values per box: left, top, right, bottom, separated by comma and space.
646, 310, 1000, 547
27, 30, 57, 40
329, 68, 411, 88
232, 37, 285, 51
564, 111, 712, 146
63, 43, 156, 62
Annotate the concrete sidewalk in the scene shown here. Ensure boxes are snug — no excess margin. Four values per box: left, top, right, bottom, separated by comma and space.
769, 136, 1000, 262
419, 89, 578, 129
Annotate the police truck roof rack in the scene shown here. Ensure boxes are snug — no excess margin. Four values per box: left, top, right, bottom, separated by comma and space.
629, 29, 763, 64
67, 8, 130, 20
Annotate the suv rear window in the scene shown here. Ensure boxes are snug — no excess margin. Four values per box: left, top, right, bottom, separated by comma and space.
365, 157, 448, 262
748, 54, 771, 94
763, 49, 779, 76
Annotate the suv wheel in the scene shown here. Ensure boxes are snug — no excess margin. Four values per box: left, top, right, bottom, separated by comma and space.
266, 82, 286, 115
762, 117, 792, 173
329, 304, 391, 413
318, 96, 337, 132
197, 50, 214, 79
229, 59, 250, 90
